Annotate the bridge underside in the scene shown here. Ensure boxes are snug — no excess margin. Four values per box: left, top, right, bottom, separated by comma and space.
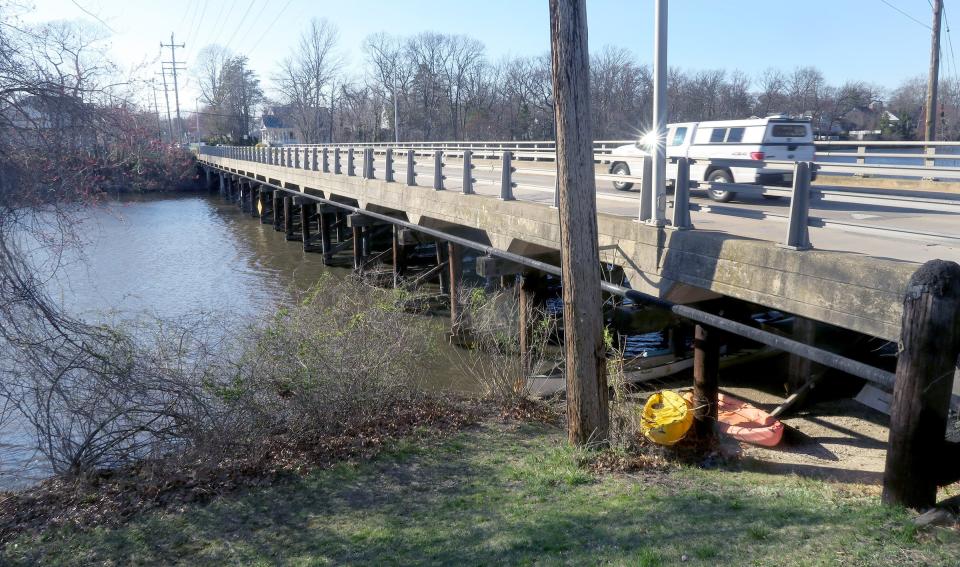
203, 157, 918, 341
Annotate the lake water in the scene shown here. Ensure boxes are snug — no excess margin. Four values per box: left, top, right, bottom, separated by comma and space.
0, 193, 477, 490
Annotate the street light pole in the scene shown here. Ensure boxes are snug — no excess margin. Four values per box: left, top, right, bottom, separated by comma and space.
649, 0, 668, 226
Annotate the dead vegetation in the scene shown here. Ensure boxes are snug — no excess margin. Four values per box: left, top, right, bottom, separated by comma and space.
0, 277, 488, 548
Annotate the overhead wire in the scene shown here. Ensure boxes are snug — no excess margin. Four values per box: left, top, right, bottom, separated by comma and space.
243, 0, 294, 56
879, 0, 932, 29
222, 0, 257, 52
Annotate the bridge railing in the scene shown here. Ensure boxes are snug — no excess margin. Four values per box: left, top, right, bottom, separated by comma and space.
198, 143, 960, 251
211, 139, 960, 182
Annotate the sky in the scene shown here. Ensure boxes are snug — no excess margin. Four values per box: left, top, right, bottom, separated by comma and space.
18, 0, 955, 107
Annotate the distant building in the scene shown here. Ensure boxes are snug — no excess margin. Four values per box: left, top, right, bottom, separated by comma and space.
258, 109, 299, 145
840, 102, 898, 135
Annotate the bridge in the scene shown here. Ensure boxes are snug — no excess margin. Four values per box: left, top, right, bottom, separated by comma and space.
197, 141, 960, 342
197, 137, 960, 508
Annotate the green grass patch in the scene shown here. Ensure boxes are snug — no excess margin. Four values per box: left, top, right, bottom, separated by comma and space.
3, 422, 957, 566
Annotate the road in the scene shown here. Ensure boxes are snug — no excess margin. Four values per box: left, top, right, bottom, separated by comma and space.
382, 155, 960, 264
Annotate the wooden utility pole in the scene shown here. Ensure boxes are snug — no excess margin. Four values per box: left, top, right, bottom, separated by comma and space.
549, 0, 609, 445
925, 0, 943, 141
883, 259, 960, 509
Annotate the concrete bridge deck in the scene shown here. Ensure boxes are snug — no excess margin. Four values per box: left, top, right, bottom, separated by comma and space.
200, 153, 935, 342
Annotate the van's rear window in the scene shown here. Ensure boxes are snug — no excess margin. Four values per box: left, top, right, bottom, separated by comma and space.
770, 125, 808, 138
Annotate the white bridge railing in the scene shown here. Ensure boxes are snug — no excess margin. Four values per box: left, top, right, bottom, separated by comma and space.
199, 142, 960, 252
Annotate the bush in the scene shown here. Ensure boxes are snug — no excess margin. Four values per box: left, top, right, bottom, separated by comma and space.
453, 286, 561, 407
217, 277, 441, 446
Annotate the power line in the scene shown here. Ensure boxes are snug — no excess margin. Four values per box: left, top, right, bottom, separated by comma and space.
944, 1, 959, 79
880, 0, 932, 29
70, 0, 115, 32
223, 0, 257, 52
244, 0, 293, 56
184, 0, 209, 53
210, 0, 238, 47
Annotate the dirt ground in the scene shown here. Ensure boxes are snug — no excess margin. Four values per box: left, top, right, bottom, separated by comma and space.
640, 357, 960, 496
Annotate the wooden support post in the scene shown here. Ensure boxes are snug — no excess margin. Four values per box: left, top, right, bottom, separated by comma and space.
318, 209, 333, 264
300, 202, 313, 251
258, 189, 269, 223
692, 324, 720, 443
272, 191, 282, 231
250, 185, 260, 218
883, 259, 960, 510
435, 242, 446, 294
788, 317, 816, 396
392, 225, 408, 287
352, 224, 363, 271
283, 196, 294, 240
550, 0, 609, 444
448, 242, 462, 333
519, 272, 538, 391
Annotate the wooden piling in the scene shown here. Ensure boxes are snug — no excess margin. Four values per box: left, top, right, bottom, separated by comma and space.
692, 324, 720, 443
272, 191, 282, 230
883, 259, 960, 510
300, 202, 313, 251
392, 225, 407, 286
283, 196, 294, 241
519, 273, 538, 390
352, 225, 363, 272
435, 243, 447, 294
318, 209, 333, 264
448, 242, 462, 334
788, 317, 816, 396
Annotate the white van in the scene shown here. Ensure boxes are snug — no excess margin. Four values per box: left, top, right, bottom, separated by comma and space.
607, 117, 815, 202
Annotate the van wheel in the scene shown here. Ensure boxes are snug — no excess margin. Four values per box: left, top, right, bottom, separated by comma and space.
707, 170, 736, 202
611, 163, 633, 191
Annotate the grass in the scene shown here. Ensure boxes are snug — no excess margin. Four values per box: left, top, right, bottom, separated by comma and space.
3, 421, 958, 566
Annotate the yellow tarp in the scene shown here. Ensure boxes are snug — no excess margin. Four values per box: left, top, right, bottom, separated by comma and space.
640, 390, 693, 445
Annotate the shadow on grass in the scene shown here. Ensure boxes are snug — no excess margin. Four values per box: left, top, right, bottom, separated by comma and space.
6, 421, 944, 566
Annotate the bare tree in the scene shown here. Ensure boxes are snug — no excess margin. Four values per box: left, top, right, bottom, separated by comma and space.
363, 32, 412, 142
275, 18, 341, 143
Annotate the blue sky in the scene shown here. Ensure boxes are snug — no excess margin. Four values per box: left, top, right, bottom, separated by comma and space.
21, 0, 953, 102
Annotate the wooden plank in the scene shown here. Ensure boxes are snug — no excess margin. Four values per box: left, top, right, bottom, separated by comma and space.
853, 384, 892, 415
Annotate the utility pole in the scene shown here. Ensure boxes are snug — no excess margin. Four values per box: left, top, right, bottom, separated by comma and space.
549, 0, 609, 445
158, 69, 173, 144
926, 0, 943, 141
161, 33, 186, 144
195, 98, 200, 143
150, 79, 162, 143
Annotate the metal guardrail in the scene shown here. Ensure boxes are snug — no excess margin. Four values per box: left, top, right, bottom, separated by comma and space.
200, 144, 960, 251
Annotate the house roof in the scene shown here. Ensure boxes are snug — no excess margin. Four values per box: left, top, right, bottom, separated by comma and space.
261, 115, 287, 129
